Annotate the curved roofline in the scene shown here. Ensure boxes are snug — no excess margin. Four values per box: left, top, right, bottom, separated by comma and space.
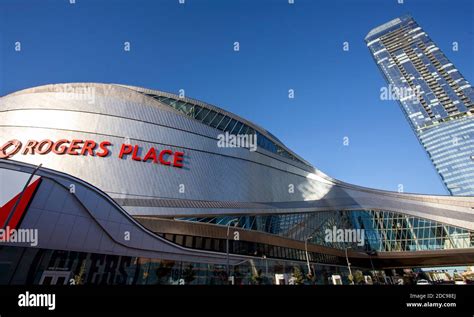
4, 82, 467, 197
2, 82, 312, 167
116, 84, 312, 166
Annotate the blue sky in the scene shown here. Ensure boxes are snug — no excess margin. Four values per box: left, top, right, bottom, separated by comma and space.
0, 0, 472, 195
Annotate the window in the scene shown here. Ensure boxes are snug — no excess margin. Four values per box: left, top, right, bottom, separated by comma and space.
202, 111, 218, 125
175, 235, 184, 245
204, 238, 212, 250
231, 122, 243, 134
299, 250, 305, 261
174, 101, 187, 111
232, 240, 239, 254
139, 92, 307, 166
213, 239, 223, 252
153, 96, 167, 102
275, 247, 282, 258
180, 103, 194, 115
217, 116, 231, 130
167, 99, 178, 108
224, 119, 238, 132
185, 236, 194, 248
239, 125, 249, 135
257, 132, 264, 146
237, 241, 247, 255
195, 108, 210, 121
269, 246, 275, 258
266, 138, 277, 153
246, 127, 255, 136
195, 237, 203, 249
192, 105, 203, 118
210, 113, 225, 128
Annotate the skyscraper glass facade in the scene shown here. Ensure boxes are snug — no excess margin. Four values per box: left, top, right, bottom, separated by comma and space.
366, 15, 474, 195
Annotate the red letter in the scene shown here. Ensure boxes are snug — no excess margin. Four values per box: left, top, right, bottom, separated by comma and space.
0, 140, 22, 159
52, 139, 70, 155
143, 147, 158, 163
67, 140, 84, 155
22, 140, 38, 155
118, 144, 133, 159
81, 140, 97, 156
132, 145, 142, 161
36, 140, 54, 155
159, 149, 172, 165
96, 141, 111, 157
173, 151, 184, 168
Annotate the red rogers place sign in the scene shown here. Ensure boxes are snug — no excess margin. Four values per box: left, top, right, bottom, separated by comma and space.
0, 139, 184, 168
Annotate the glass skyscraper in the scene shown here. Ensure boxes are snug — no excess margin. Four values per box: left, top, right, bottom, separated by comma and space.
366, 15, 474, 196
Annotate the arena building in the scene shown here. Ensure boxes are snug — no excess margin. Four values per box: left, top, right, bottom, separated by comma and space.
1, 83, 473, 285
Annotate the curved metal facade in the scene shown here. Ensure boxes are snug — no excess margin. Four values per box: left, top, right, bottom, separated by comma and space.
1, 83, 474, 232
